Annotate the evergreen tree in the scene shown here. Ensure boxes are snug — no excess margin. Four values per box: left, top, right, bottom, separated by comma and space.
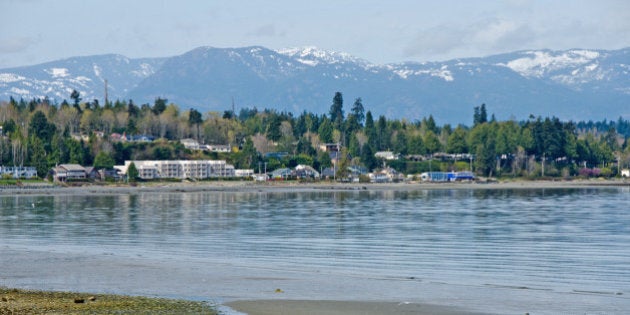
393, 131, 408, 155
93, 151, 115, 169
28, 136, 48, 178
329, 92, 344, 130
318, 118, 334, 143
446, 126, 468, 153
188, 108, 203, 141
376, 115, 390, 150
70, 89, 81, 107
127, 162, 139, 182
360, 143, 377, 171
407, 134, 425, 155
153, 97, 167, 115
350, 97, 365, 126
425, 115, 438, 134
473, 104, 488, 126
265, 114, 282, 142
28, 111, 56, 152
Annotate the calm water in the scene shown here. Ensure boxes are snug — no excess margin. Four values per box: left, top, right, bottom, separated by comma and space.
1, 187, 630, 299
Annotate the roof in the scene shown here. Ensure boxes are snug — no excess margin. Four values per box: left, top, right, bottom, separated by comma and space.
58, 164, 86, 172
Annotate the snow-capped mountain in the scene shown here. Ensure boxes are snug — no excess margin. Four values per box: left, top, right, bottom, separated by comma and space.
0, 54, 165, 103
1, 46, 628, 124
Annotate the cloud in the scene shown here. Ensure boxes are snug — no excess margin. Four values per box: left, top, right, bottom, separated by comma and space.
470, 18, 535, 50
0, 36, 35, 53
247, 24, 285, 37
404, 18, 536, 60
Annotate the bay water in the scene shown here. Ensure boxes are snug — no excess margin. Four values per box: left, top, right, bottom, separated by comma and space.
1, 187, 629, 313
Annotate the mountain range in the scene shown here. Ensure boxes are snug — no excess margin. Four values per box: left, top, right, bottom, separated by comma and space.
1, 46, 628, 125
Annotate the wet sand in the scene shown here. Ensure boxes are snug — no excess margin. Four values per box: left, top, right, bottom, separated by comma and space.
227, 300, 493, 315
2, 247, 629, 315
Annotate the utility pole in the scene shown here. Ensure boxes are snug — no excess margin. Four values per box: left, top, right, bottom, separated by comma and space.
542, 153, 545, 177
231, 97, 236, 118
104, 79, 108, 106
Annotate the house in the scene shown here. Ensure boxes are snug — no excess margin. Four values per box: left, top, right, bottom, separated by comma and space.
270, 167, 292, 179
52, 164, 87, 181
369, 172, 390, 183
0, 166, 38, 179
375, 151, 398, 160
109, 133, 123, 142
295, 164, 320, 178
100, 168, 122, 181
319, 143, 340, 152
420, 171, 474, 182
264, 152, 289, 159
121, 134, 154, 142
181, 138, 200, 150
206, 144, 232, 153
235, 169, 254, 178
622, 169, 630, 177
84, 167, 100, 180
320, 167, 336, 179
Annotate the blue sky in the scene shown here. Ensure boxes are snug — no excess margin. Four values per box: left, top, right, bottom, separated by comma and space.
1, 0, 628, 68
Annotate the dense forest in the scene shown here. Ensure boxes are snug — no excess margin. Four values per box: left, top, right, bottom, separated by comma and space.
1, 91, 629, 180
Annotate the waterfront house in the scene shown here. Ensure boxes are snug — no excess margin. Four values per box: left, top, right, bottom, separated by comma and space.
420, 171, 475, 182
295, 164, 320, 179
52, 164, 87, 181
0, 166, 38, 179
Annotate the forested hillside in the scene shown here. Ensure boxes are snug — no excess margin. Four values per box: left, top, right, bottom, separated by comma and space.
1, 91, 629, 180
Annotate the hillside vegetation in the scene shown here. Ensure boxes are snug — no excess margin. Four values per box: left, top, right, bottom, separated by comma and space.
1, 92, 629, 180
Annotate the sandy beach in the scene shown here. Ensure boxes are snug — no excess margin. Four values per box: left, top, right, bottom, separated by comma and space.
226, 300, 493, 315
2, 246, 628, 315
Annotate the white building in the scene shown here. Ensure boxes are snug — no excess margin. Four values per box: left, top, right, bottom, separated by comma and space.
0, 166, 38, 179
180, 138, 201, 150
622, 169, 630, 178
206, 144, 232, 153
375, 151, 398, 160
119, 160, 238, 180
52, 164, 86, 181
235, 169, 254, 177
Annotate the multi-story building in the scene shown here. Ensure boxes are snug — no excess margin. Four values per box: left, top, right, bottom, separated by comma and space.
120, 160, 240, 180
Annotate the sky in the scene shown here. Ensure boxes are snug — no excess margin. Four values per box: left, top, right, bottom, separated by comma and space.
1, 0, 629, 69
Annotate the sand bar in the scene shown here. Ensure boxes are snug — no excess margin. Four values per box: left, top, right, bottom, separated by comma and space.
227, 300, 493, 315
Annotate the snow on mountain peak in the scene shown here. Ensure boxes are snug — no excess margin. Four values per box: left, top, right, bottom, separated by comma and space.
501, 50, 601, 77
392, 64, 454, 81
45, 68, 70, 78
277, 46, 369, 67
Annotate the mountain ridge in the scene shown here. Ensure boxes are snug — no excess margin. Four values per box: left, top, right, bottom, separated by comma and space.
1, 46, 628, 124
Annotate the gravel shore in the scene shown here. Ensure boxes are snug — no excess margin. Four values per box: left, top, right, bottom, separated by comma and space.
1, 178, 628, 196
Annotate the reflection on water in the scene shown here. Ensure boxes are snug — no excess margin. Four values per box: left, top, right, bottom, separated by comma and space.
1, 188, 629, 294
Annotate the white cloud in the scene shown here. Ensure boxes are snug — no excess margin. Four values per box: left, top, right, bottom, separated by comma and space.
247, 24, 285, 38
0, 36, 35, 53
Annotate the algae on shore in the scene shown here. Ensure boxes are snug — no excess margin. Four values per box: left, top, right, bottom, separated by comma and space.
0, 287, 216, 315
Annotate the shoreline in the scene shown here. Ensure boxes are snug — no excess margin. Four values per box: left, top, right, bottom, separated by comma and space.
1, 178, 628, 196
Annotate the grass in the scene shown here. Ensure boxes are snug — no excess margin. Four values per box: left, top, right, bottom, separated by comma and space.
0, 287, 217, 315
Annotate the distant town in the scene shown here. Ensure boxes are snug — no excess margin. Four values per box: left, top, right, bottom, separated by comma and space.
0, 93, 629, 187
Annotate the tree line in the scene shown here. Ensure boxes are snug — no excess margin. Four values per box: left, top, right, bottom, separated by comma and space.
1, 91, 629, 180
